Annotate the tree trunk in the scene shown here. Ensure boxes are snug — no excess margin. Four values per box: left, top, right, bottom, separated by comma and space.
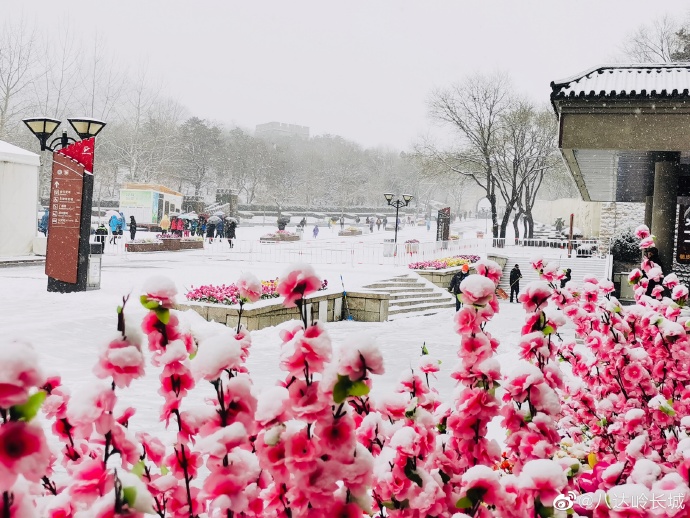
513, 210, 523, 244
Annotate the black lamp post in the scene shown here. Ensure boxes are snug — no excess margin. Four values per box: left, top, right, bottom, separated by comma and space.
23, 116, 106, 293
383, 192, 413, 244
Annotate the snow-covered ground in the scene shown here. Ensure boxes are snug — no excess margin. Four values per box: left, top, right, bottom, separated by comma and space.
0, 217, 571, 447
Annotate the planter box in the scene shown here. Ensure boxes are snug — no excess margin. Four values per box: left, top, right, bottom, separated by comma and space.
260, 235, 300, 242
177, 291, 390, 330
161, 238, 181, 251
179, 240, 204, 250
125, 242, 165, 253
414, 265, 476, 289
338, 230, 362, 237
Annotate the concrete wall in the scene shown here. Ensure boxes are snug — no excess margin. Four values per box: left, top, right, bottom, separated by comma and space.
531, 198, 601, 238
177, 290, 389, 330
599, 202, 645, 251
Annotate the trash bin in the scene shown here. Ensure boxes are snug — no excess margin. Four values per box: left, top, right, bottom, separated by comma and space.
383, 239, 396, 257
617, 272, 635, 301
87, 242, 102, 291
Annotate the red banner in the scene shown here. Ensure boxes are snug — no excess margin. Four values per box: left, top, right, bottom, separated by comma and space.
45, 153, 84, 283
57, 137, 94, 174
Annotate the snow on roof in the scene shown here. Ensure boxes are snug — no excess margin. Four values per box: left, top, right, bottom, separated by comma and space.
551, 63, 690, 100
0, 140, 40, 167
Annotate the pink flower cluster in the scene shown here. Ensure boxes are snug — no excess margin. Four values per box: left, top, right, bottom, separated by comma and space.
408, 255, 481, 270
8, 250, 690, 517
187, 277, 328, 306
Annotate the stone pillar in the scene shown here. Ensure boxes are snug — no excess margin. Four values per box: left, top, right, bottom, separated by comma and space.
651, 153, 680, 272
644, 196, 654, 229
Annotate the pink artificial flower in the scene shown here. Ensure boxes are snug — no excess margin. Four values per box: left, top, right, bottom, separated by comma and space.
672, 285, 689, 302
628, 269, 643, 285
530, 256, 544, 271
518, 282, 552, 312
459, 333, 493, 365
93, 337, 145, 388
337, 338, 384, 380
137, 432, 166, 465
277, 264, 322, 307
0, 422, 50, 490
284, 428, 318, 467
459, 275, 496, 306
318, 415, 356, 461
455, 306, 481, 334
237, 272, 262, 303
664, 273, 680, 290
639, 236, 655, 249
141, 275, 178, 308
0, 340, 46, 408
520, 459, 568, 506
474, 259, 502, 284
635, 225, 650, 239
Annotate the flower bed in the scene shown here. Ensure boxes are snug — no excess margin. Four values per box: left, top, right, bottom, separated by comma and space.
408, 254, 480, 270
338, 227, 362, 236
124, 241, 164, 252
260, 230, 300, 242
186, 278, 328, 306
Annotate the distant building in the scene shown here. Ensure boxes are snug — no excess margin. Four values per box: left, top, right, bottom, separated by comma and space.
255, 122, 309, 140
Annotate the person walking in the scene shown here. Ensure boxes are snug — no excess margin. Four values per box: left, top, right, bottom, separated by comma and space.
95, 223, 108, 253
313, 224, 319, 238
206, 221, 216, 244
340, 216, 345, 230
160, 214, 171, 234
376, 218, 381, 231
129, 216, 137, 241
509, 264, 522, 303
448, 263, 470, 311
227, 219, 237, 248
216, 219, 225, 241
369, 219, 374, 233
560, 268, 571, 289
426, 218, 431, 232
108, 214, 119, 244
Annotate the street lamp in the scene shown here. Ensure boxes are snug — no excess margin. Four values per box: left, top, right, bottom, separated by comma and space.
384, 192, 413, 244
23, 116, 106, 293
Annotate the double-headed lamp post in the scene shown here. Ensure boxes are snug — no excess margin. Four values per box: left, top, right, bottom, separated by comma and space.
383, 192, 413, 244
23, 116, 106, 293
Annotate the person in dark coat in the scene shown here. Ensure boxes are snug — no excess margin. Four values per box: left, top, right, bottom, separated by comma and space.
227, 220, 237, 248
206, 222, 216, 243
560, 268, 571, 289
129, 216, 137, 241
340, 216, 345, 230
95, 223, 108, 253
448, 263, 470, 311
509, 264, 522, 303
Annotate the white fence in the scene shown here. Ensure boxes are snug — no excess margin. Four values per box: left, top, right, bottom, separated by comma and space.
106, 235, 607, 266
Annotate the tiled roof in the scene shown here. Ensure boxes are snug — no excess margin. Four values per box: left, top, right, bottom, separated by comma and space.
550, 64, 690, 100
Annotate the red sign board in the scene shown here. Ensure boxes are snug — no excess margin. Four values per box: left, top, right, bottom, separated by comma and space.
45, 153, 85, 283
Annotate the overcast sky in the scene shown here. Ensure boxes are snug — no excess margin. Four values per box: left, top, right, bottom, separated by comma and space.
7, 1, 690, 149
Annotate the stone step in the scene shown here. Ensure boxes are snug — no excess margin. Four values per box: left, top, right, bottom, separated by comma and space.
388, 299, 456, 315
388, 291, 445, 301
390, 294, 452, 307
364, 284, 432, 291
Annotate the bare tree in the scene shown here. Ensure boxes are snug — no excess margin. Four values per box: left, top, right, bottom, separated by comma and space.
426, 72, 512, 238
0, 18, 37, 140
622, 15, 682, 63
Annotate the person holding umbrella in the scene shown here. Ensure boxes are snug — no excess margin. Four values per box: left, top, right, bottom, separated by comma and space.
226, 217, 237, 248
160, 214, 171, 234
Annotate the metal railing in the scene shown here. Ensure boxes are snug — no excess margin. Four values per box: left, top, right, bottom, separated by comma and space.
488, 238, 605, 258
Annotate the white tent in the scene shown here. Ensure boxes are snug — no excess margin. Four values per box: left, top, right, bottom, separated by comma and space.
0, 140, 40, 256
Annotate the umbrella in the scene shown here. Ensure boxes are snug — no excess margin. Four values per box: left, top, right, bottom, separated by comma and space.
214, 211, 225, 216
225, 216, 238, 224
178, 213, 193, 220
104, 209, 121, 220
207, 215, 222, 224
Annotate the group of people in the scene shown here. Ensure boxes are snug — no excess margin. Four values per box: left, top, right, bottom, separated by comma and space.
364, 216, 386, 233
